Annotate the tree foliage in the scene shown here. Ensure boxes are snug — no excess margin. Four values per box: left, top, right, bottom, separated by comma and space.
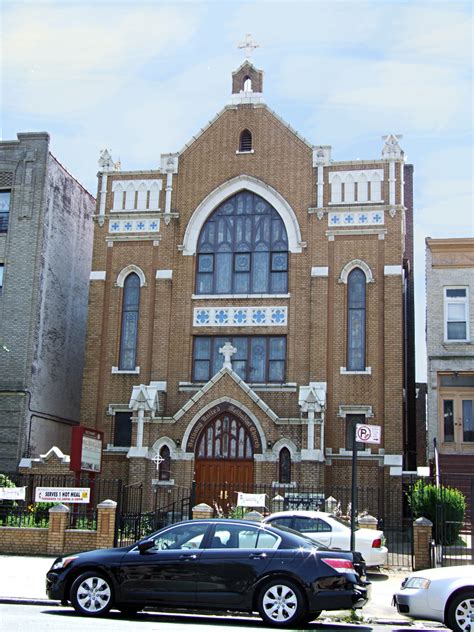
408, 481, 465, 545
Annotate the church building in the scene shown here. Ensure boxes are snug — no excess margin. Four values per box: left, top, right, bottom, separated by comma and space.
81, 59, 416, 513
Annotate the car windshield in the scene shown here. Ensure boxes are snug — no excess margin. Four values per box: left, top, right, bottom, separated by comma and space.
267, 523, 328, 549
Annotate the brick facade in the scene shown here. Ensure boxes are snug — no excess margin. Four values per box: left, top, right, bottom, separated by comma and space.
80, 62, 415, 511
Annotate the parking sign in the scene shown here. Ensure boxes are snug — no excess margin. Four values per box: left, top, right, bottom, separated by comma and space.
355, 423, 381, 444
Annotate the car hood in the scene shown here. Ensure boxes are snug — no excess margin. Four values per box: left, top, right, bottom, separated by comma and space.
408, 564, 474, 581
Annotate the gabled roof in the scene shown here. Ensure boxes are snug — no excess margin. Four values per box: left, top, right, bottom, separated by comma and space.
231, 60, 263, 76
173, 365, 278, 422
178, 102, 314, 155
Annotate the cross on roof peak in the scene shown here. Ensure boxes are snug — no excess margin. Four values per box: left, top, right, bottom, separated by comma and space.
238, 34, 259, 60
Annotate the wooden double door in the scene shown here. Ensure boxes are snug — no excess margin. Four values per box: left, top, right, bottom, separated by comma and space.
194, 410, 255, 509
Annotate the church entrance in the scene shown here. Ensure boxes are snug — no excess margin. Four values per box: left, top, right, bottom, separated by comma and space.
192, 404, 258, 509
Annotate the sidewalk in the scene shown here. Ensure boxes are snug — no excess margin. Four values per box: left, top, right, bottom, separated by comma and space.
0, 554, 412, 624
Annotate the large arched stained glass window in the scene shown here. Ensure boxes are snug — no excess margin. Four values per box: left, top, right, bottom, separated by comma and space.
196, 191, 288, 295
119, 272, 140, 370
347, 268, 366, 370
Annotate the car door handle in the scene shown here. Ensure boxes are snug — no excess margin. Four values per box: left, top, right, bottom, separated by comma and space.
179, 554, 198, 561
249, 553, 267, 559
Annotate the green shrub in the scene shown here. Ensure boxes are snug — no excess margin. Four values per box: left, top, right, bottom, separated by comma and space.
0, 473, 16, 488
408, 481, 465, 545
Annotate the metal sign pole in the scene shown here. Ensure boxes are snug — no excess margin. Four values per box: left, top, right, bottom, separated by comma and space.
350, 423, 358, 552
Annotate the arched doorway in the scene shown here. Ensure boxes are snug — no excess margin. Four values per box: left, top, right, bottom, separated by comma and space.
193, 404, 258, 508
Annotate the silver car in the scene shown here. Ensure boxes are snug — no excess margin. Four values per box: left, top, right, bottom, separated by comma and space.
393, 564, 474, 632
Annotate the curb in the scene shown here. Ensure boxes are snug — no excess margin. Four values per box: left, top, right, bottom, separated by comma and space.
0, 597, 57, 606
0, 596, 414, 625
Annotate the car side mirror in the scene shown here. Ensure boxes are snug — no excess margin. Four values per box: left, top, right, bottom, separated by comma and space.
138, 539, 155, 553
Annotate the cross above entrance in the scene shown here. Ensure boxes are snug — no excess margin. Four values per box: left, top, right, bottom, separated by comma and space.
238, 34, 260, 60
219, 341, 237, 370
151, 453, 164, 471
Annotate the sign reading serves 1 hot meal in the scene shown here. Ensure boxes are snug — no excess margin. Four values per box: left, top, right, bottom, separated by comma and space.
35, 487, 90, 503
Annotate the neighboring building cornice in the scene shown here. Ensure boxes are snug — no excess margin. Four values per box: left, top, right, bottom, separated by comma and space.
426, 237, 474, 267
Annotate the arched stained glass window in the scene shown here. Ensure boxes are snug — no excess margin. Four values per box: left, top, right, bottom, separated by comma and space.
196, 414, 254, 459
159, 445, 171, 481
278, 448, 291, 484
347, 268, 366, 370
119, 273, 140, 370
196, 191, 288, 295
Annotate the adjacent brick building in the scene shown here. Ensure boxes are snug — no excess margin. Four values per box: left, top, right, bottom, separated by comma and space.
0, 132, 95, 471
81, 62, 416, 510
425, 238, 474, 476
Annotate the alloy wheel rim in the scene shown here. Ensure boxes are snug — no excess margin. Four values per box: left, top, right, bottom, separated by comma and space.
263, 584, 298, 622
455, 597, 474, 631
77, 576, 111, 612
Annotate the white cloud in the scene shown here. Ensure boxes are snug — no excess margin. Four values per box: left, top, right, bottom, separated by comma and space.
392, 3, 473, 64
2, 3, 203, 116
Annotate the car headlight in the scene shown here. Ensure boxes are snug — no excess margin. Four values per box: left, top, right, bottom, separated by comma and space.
403, 577, 431, 590
51, 555, 78, 570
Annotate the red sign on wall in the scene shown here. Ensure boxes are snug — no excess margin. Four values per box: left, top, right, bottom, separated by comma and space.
70, 427, 103, 473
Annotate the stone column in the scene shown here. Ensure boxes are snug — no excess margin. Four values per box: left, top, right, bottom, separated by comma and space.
47, 504, 69, 555
192, 503, 213, 520
96, 500, 117, 549
413, 517, 433, 571
358, 514, 378, 530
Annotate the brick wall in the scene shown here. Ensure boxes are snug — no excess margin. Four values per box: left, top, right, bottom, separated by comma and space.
80, 74, 411, 514
0, 500, 117, 556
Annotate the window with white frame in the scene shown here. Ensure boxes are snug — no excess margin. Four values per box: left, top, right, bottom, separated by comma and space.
444, 287, 469, 342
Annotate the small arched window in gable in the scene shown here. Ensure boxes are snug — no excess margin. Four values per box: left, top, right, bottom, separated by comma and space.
347, 268, 366, 371
243, 75, 252, 92
239, 129, 253, 152
278, 447, 291, 484
119, 272, 140, 370
159, 445, 171, 481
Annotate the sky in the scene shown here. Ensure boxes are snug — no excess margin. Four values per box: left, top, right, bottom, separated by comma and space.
1, 0, 473, 381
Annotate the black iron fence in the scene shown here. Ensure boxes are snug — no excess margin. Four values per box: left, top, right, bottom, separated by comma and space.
0, 472, 121, 530
5, 471, 473, 568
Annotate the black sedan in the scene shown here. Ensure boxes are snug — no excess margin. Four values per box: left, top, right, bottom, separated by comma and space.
46, 518, 369, 627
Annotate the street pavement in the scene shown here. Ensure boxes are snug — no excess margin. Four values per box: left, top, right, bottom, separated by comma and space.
0, 555, 442, 627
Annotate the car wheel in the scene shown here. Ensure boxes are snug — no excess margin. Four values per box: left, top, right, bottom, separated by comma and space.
70, 572, 113, 617
257, 578, 305, 627
446, 590, 474, 632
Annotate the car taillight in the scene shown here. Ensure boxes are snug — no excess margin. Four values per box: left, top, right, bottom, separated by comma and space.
372, 538, 382, 548
322, 558, 355, 573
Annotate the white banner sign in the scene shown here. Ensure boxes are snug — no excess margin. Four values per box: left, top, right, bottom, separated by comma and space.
35, 487, 90, 504
355, 423, 382, 444
236, 492, 266, 507
0, 486, 26, 500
